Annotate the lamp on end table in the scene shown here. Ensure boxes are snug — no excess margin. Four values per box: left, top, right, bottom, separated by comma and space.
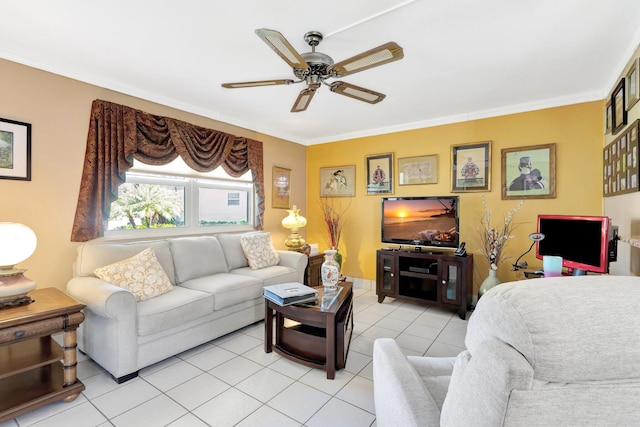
282, 205, 307, 251
0, 222, 37, 307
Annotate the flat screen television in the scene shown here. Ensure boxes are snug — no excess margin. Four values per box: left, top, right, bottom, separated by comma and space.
381, 196, 459, 248
536, 214, 610, 275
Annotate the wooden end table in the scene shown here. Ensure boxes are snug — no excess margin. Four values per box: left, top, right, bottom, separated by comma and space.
0, 287, 86, 422
265, 282, 354, 379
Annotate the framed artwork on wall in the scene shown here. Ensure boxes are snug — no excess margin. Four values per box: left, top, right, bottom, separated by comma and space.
319, 165, 356, 197
0, 117, 31, 181
603, 119, 639, 197
612, 78, 627, 135
272, 166, 291, 208
501, 143, 556, 200
605, 100, 612, 134
626, 58, 639, 110
397, 154, 438, 185
451, 141, 491, 192
365, 153, 393, 195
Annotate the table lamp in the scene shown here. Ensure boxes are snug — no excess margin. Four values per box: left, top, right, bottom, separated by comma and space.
0, 222, 38, 306
281, 205, 307, 251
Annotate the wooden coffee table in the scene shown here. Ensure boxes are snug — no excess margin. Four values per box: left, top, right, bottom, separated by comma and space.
0, 288, 85, 422
265, 282, 354, 379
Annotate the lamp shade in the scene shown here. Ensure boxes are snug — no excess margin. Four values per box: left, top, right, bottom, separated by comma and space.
281, 205, 307, 230
0, 222, 37, 269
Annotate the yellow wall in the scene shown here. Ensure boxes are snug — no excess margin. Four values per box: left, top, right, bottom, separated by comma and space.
306, 101, 604, 292
0, 56, 608, 294
0, 58, 306, 290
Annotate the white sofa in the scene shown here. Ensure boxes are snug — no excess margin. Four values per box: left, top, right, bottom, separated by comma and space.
373, 275, 640, 426
66, 232, 307, 383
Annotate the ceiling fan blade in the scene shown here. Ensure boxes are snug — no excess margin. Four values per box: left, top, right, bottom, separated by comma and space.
328, 42, 404, 78
330, 81, 386, 104
291, 88, 316, 112
255, 28, 309, 70
221, 79, 295, 88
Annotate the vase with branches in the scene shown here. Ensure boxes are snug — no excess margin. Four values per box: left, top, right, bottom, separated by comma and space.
478, 196, 524, 295
318, 197, 350, 268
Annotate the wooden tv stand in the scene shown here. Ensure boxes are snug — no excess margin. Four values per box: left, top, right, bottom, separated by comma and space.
376, 249, 473, 319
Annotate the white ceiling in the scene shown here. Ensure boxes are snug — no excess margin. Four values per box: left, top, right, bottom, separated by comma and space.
2, 1, 640, 145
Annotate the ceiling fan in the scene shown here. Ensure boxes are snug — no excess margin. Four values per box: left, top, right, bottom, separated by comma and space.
221, 28, 404, 112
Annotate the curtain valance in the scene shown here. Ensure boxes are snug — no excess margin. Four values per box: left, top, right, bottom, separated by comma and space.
71, 99, 264, 242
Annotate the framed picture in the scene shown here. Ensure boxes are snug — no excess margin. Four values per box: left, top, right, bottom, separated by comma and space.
605, 100, 612, 134
319, 165, 356, 197
501, 143, 556, 199
272, 166, 291, 208
451, 141, 491, 192
398, 154, 438, 185
603, 119, 639, 197
365, 153, 393, 194
0, 118, 31, 181
612, 78, 627, 134
626, 58, 639, 110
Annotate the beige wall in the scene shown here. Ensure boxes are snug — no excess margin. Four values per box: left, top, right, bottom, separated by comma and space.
306, 102, 605, 293
604, 43, 640, 276
0, 58, 306, 291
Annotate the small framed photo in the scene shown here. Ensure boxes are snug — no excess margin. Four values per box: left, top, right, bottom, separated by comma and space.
501, 143, 556, 199
626, 58, 639, 110
320, 165, 356, 197
605, 100, 612, 134
366, 153, 393, 195
451, 141, 491, 192
0, 118, 31, 181
612, 78, 627, 134
398, 154, 438, 185
272, 166, 291, 209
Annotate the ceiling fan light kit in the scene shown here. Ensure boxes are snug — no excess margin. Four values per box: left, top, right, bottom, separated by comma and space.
222, 28, 404, 112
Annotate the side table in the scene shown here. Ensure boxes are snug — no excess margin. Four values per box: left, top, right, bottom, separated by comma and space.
304, 253, 324, 287
0, 287, 86, 422
265, 282, 353, 379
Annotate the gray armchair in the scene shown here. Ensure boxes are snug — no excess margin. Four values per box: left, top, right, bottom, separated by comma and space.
374, 275, 640, 426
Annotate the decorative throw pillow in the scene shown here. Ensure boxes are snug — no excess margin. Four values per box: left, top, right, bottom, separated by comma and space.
93, 247, 173, 301
239, 232, 280, 270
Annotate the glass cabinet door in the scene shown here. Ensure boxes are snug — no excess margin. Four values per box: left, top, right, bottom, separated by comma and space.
441, 261, 461, 304
377, 253, 396, 295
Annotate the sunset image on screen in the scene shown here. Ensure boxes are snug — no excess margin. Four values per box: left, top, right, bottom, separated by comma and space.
383, 198, 457, 243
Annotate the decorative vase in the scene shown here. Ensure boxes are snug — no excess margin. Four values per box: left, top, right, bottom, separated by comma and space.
321, 249, 340, 291
333, 250, 343, 270
479, 268, 501, 296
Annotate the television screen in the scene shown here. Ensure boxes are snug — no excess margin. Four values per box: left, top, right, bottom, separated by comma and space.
381, 196, 459, 248
536, 215, 610, 274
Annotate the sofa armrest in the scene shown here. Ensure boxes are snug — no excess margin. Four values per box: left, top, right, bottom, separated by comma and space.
440, 339, 534, 427
374, 338, 442, 427
67, 276, 137, 320
276, 250, 308, 282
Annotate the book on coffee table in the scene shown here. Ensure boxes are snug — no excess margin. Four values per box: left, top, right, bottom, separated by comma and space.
263, 283, 319, 306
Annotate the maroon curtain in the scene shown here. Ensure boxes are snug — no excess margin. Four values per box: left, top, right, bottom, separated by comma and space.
71, 99, 264, 242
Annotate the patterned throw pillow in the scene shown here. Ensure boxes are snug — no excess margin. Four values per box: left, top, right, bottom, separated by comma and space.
93, 247, 173, 301
239, 232, 280, 270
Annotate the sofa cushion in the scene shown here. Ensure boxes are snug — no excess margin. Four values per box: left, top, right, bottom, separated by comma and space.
230, 265, 300, 287
93, 247, 173, 302
239, 232, 280, 270
179, 273, 263, 310
169, 236, 229, 284
137, 286, 213, 336
76, 240, 175, 284
217, 232, 259, 270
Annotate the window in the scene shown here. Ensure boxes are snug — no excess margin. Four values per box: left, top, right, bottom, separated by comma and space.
106, 159, 254, 239
227, 192, 240, 206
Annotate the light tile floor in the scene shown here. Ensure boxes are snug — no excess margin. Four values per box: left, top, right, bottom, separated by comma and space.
0, 288, 469, 427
